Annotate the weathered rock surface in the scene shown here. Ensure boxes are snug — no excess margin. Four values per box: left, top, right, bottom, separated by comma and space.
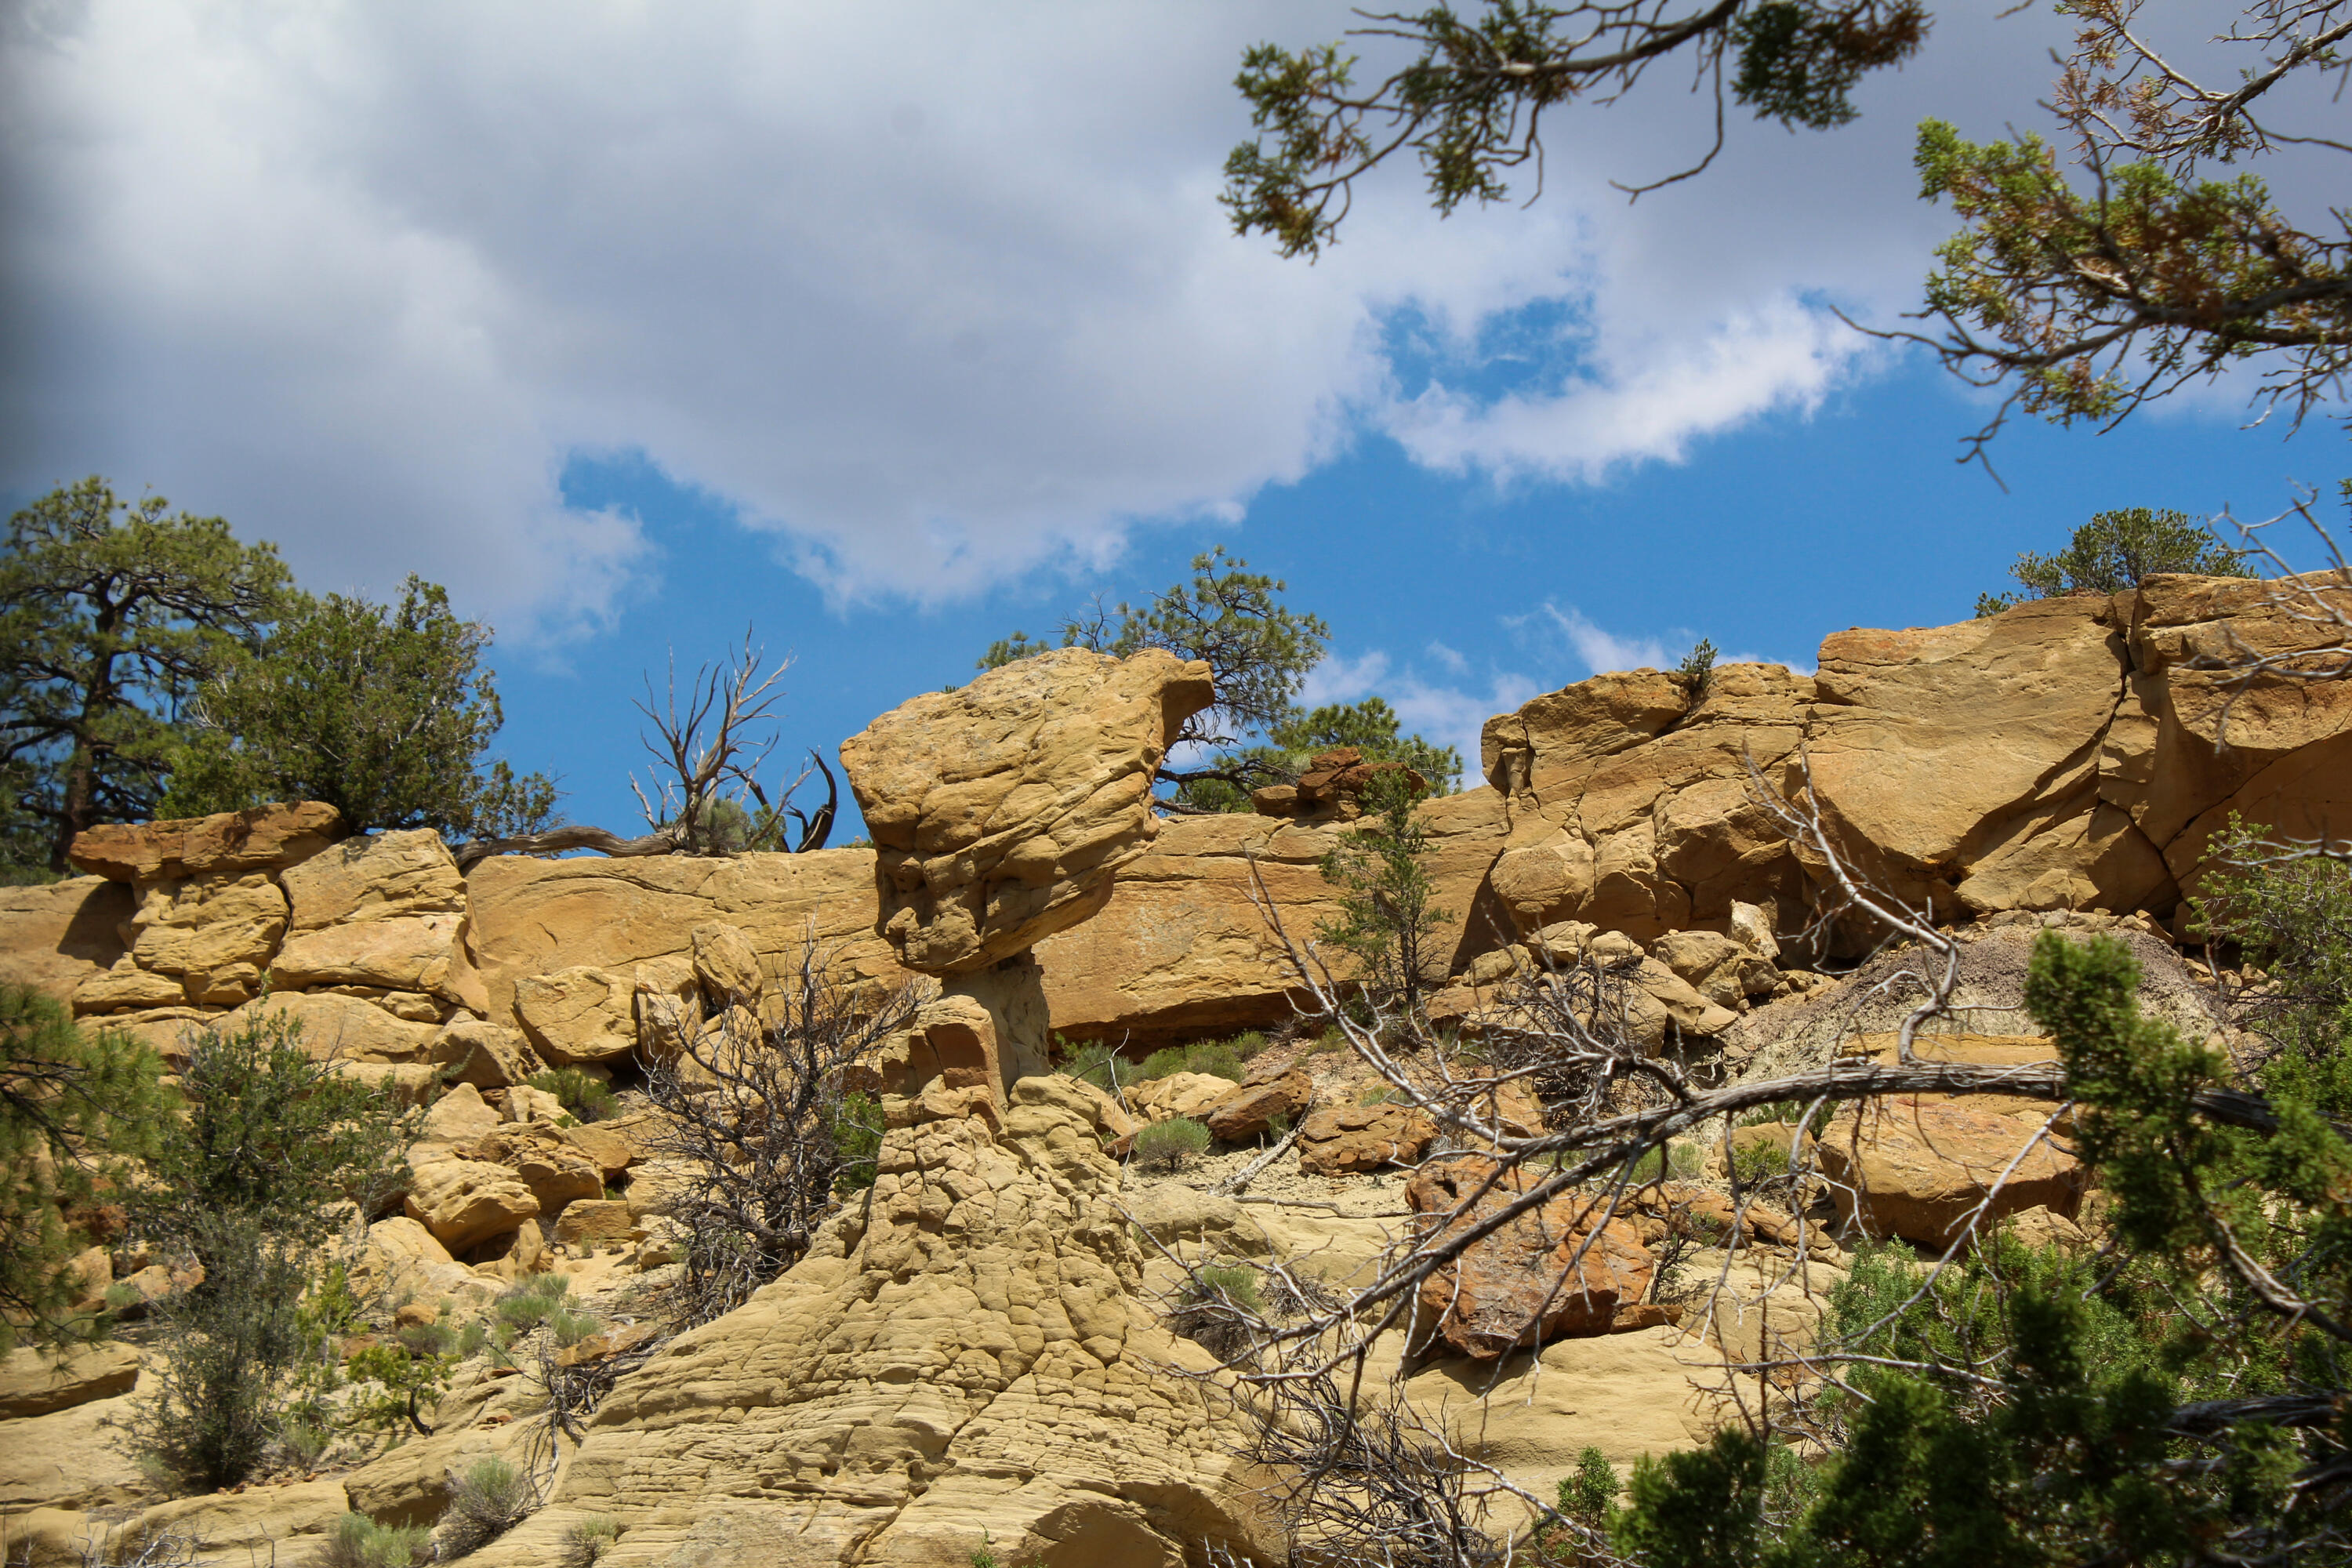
223, 989, 438, 1063
0, 877, 132, 1004
1406, 1156, 1657, 1358
0, 1343, 140, 1421
279, 828, 466, 931
429, 1018, 543, 1091
126, 873, 288, 982
67, 801, 343, 883
1296, 1102, 1438, 1176
0, 1392, 149, 1512
1816, 1098, 2084, 1248
1127, 1071, 1236, 1124
840, 647, 1214, 976
1204, 1069, 1312, 1142
498, 1076, 1273, 1567
465, 1123, 605, 1214
119, 1479, 350, 1562
269, 913, 463, 999
404, 1159, 541, 1252
512, 965, 637, 1064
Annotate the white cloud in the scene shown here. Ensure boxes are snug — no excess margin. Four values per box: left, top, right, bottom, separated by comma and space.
1539, 604, 1674, 677
1425, 641, 1469, 677
1301, 646, 1541, 787
2, 1, 2127, 633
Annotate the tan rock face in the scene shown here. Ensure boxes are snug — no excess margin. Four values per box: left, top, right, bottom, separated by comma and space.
1816, 1098, 2083, 1248
278, 828, 465, 931
71, 958, 187, 1015
67, 800, 343, 883
1127, 1072, 1236, 1124
268, 912, 463, 998
126, 873, 288, 979
465, 1124, 606, 1214
840, 647, 1214, 975
429, 1018, 544, 1091
0, 877, 133, 1005
403, 1159, 541, 1252
224, 989, 438, 1063
0, 1343, 140, 1421
465, 849, 902, 1026
519, 1076, 1274, 1567
513, 965, 637, 1064
690, 920, 764, 1007
1296, 1102, 1437, 1176
1406, 1156, 1657, 1359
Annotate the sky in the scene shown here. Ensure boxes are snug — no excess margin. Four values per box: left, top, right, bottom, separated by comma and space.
3, 2, 2343, 842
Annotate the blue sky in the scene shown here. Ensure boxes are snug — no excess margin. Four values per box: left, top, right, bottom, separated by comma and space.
4, 2, 2340, 844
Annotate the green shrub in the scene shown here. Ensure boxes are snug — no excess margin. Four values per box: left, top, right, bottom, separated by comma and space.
1056, 1039, 1126, 1091
559, 1515, 620, 1568
1132, 1117, 1211, 1172
320, 1512, 432, 1568
547, 1306, 602, 1348
1139, 1038, 1245, 1083
437, 1456, 536, 1559
1189, 1261, 1261, 1312
829, 1090, 884, 1195
492, 1272, 571, 1338
528, 1067, 615, 1123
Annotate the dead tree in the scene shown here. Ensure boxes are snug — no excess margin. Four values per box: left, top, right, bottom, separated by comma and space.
641, 939, 920, 1328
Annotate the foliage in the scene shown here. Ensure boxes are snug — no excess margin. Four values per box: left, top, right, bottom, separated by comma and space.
162, 574, 557, 841
1132, 1116, 1211, 1171
528, 1066, 615, 1123
436, 1456, 538, 1559
831, 1089, 886, 1196
1224, 2, 1926, 256
1594, 930, 2350, 1563
1221, 3, 2347, 450
980, 547, 1331, 797
1674, 638, 1717, 698
1976, 506, 2253, 617
492, 1272, 572, 1345
558, 1516, 621, 1568
643, 945, 920, 1327
122, 1008, 412, 1490
0, 477, 293, 873
2193, 817, 2352, 1118
1138, 1036, 1254, 1084
1315, 773, 1451, 1014
0, 984, 167, 1352
319, 1512, 432, 1568
1175, 696, 1463, 813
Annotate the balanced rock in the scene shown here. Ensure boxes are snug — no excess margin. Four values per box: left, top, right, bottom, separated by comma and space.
1406, 1155, 1656, 1359
840, 647, 1214, 975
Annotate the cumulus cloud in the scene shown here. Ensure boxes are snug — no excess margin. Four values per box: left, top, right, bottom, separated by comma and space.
2, 1, 2102, 633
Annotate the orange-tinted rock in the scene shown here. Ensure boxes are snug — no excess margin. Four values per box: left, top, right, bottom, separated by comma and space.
1816, 1097, 2083, 1249
1203, 1069, 1311, 1142
67, 801, 343, 883
1406, 1156, 1657, 1359
1295, 1102, 1437, 1175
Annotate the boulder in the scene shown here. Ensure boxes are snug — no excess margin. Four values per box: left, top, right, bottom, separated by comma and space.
70, 958, 186, 1015
512, 965, 637, 1064
83, 1007, 218, 1065
222, 989, 438, 1063
125, 872, 288, 980
1815, 1098, 2084, 1248
466, 1124, 606, 1214
67, 800, 343, 883
278, 827, 466, 931
428, 1018, 544, 1091
347, 1217, 478, 1308
1296, 1102, 1438, 1176
839, 646, 1214, 975
1406, 1156, 1657, 1359
403, 1160, 541, 1253
1650, 929, 1756, 1010
558, 1121, 635, 1178
510, 1075, 1276, 1566
0, 1343, 140, 1421
0, 877, 133, 1005
268, 913, 463, 997
118, 1479, 350, 1560
1127, 1072, 1236, 1124
689, 920, 764, 1007
0, 1392, 150, 1512
418, 1082, 503, 1145
321, 1058, 437, 1105
1203, 1069, 1312, 1142
553, 1199, 640, 1248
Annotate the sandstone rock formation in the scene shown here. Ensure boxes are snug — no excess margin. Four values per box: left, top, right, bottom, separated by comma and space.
495, 1076, 1276, 1567
1296, 1102, 1437, 1176
840, 646, 1214, 977
65, 801, 344, 883
1816, 1097, 2085, 1248
1406, 1156, 1657, 1359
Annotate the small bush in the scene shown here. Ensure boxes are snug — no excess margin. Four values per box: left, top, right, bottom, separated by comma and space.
492, 1272, 571, 1338
1057, 1039, 1126, 1091
1138, 1038, 1247, 1083
1132, 1117, 1210, 1172
319, 1512, 431, 1568
528, 1068, 615, 1123
547, 1306, 602, 1348
830, 1090, 884, 1196
437, 1456, 536, 1559
1358, 1083, 1399, 1106
1189, 1261, 1261, 1312
559, 1515, 620, 1568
